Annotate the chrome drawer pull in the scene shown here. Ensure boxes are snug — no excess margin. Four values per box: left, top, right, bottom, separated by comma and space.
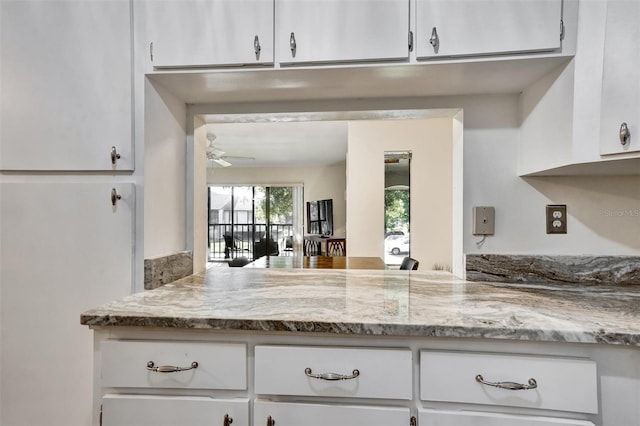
146, 361, 198, 373
475, 374, 537, 390
304, 367, 359, 381
224, 414, 233, 426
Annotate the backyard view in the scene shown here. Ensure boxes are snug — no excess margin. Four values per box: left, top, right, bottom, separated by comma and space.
208, 186, 294, 262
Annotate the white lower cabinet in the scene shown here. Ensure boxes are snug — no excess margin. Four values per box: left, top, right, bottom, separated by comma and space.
102, 395, 249, 426
420, 351, 597, 426
254, 400, 410, 426
254, 345, 412, 399
418, 409, 595, 426
93, 335, 618, 426
101, 340, 247, 390
98, 340, 248, 425
420, 351, 598, 414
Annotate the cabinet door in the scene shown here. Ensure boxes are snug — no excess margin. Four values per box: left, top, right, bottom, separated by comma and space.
419, 409, 595, 426
599, 0, 640, 155
415, 0, 562, 59
147, 0, 274, 68
277, 0, 409, 65
0, 182, 134, 425
254, 400, 410, 426
0, 1, 133, 171
102, 395, 249, 426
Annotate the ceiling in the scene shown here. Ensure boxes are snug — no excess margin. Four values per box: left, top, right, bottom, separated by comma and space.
205, 120, 348, 168
202, 109, 459, 168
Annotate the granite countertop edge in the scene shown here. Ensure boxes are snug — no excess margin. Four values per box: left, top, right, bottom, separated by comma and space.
80, 268, 640, 347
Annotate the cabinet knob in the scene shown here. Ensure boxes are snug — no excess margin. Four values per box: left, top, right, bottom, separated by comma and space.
620, 122, 631, 146
110, 146, 121, 165
266, 415, 275, 426
429, 27, 439, 53
289, 32, 297, 57
110, 188, 122, 207
254, 35, 261, 60
410, 416, 417, 426
223, 414, 233, 426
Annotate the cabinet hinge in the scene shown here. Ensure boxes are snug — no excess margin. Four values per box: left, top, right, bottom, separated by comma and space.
99, 404, 103, 426
410, 415, 417, 426
150, 42, 154, 62
408, 30, 414, 52
560, 19, 565, 41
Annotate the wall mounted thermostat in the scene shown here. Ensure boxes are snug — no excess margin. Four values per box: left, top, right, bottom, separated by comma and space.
473, 206, 495, 236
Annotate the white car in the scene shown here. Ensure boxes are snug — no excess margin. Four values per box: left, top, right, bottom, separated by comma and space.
385, 235, 409, 255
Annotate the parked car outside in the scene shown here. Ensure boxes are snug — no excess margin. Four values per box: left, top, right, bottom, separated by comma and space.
385, 230, 404, 238
385, 235, 409, 255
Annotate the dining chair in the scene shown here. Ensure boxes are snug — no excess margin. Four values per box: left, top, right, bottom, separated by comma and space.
303, 238, 322, 256
326, 238, 346, 256
399, 257, 419, 270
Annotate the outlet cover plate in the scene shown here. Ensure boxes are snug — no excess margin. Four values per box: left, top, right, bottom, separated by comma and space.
546, 204, 567, 234
473, 206, 495, 235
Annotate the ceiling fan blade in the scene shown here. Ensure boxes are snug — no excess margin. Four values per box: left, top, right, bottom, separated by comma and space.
223, 155, 255, 161
209, 147, 225, 157
213, 157, 232, 167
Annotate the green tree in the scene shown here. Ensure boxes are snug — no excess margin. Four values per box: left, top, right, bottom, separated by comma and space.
254, 186, 293, 224
385, 189, 409, 232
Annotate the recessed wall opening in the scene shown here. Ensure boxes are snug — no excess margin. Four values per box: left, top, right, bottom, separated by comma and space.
189, 108, 463, 275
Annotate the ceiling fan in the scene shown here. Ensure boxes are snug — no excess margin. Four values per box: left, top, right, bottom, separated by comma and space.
206, 132, 254, 168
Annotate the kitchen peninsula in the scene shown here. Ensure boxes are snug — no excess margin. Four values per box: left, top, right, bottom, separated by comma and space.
82, 269, 640, 426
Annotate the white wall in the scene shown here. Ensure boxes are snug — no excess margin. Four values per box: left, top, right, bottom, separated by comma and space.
192, 117, 208, 273
144, 80, 187, 259
347, 118, 454, 269
463, 96, 640, 255
208, 161, 347, 237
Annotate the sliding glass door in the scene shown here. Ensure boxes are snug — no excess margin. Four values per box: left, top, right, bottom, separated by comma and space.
208, 185, 303, 261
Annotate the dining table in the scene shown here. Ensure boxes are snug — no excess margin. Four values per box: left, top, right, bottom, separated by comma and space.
243, 255, 387, 270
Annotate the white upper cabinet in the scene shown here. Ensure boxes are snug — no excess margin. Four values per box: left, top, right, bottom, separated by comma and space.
599, 0, 640, 155
415, 0, 563, 59
147, 0, 274, 68
276, 0, 410, 65
0, 0, 133, 171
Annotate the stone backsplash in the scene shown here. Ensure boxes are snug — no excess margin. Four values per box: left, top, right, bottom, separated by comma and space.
466, 254, 640, 285
144, 251, 193, 290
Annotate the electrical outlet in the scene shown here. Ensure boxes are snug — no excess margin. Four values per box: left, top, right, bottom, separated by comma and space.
473, 206, 495, 235
546, 205, 567, 234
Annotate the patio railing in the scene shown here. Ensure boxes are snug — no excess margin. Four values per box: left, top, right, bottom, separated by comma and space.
208, 223, 294, 261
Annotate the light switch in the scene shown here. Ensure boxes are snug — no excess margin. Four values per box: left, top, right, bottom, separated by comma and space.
473, 206, 495, 236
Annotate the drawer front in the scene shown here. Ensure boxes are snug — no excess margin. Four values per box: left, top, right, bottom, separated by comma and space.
255, 345, 412, 399
101, 341, 246, 390
254, 400, 410, 426
419, 408, 595, 426
102, 395, 249, 426
420, 351, 597, 414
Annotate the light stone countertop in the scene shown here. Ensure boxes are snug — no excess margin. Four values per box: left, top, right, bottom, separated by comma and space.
81, 268, 640, 346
